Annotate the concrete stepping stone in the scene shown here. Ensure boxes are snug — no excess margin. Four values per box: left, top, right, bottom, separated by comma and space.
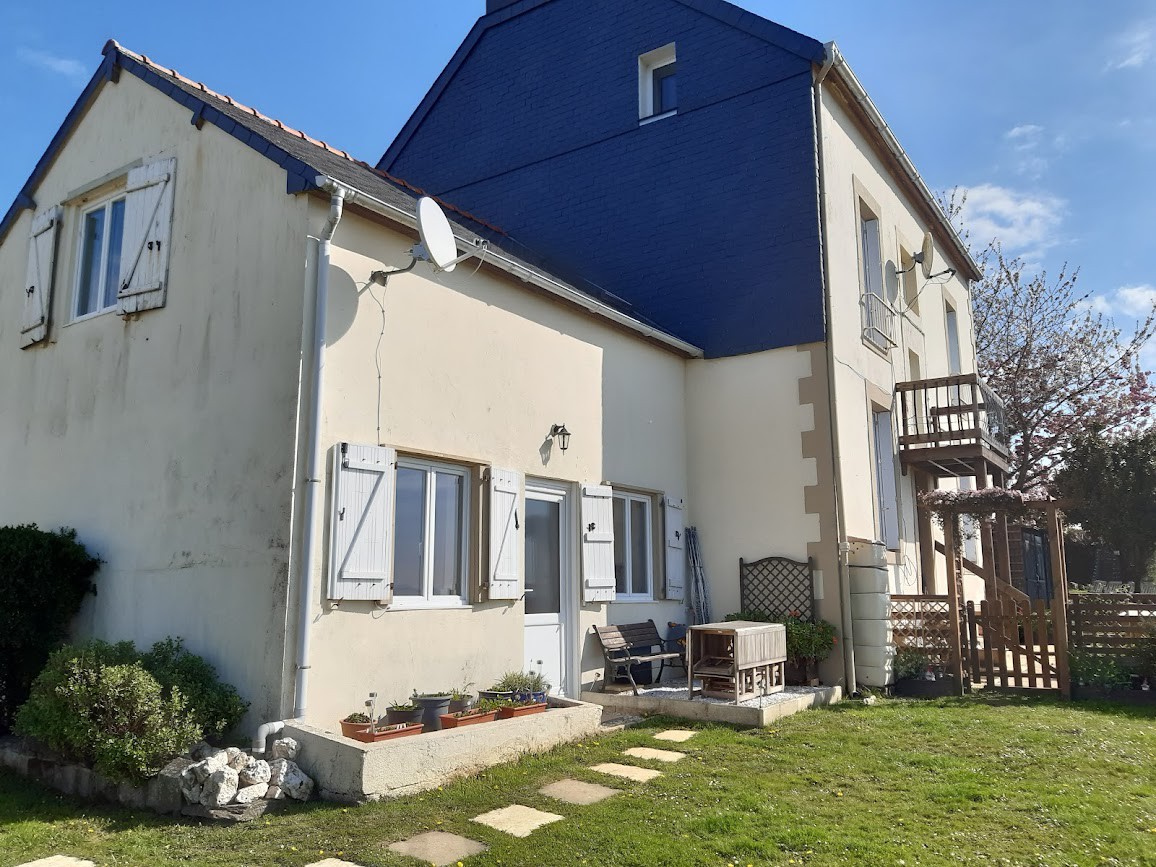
540, 778, 621, 805
387, 830, 488, 865
589, 762, 663, 782
624, 746, 686, 763
17, 859, 95, 867
305, 860, 364, 867
653, 729, 696, 742
472, 804, 564, 838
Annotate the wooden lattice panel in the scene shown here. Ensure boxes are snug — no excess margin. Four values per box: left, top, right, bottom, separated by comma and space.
739, 556, 814, 620
891, 595, 955, 669
1069, 594, 1156, 661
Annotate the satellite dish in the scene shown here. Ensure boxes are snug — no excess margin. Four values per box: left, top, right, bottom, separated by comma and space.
414, 197, 461, 273
917, 231, 935, 280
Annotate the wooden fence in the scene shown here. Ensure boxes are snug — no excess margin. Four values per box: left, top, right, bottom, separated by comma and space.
891, 595, 958, 670
965, 598, 1057, 690
1068, 594, 1156, 663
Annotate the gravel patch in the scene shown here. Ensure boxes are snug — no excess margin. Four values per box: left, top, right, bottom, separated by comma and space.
635, 680, 829, 709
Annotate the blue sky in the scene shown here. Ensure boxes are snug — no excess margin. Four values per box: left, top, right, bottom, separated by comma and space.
3, 0, 1154, 362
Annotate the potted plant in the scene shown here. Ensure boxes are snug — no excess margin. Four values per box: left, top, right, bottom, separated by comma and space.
781, 613, 837, 685
449, 682, 475, 715
384, 697, 423, 726
439, 698, 501, 729
413, 690, 454, 731
890, 648, 956, 698
350, 721, 424, 742
340, 712, 372, 738
496, 697, 547, 719
491, 670, 551, 703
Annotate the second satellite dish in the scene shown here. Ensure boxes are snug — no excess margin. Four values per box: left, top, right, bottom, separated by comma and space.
414, 197, 461, 273
917, 231, 935, 280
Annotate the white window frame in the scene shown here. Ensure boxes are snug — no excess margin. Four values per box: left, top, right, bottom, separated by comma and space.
858, 204, 895, 353
639, 43, 677, 123
71, 191, 127, 323
612, 490, 655, 601
945, 300, 962, 375
390, 455, 472, 609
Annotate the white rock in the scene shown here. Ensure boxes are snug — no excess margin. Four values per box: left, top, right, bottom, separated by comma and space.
179, 766, 203, 804
270, 737, 300, 761
265, 784, 285, 800
239, 757, 271, 787
200, 767, 239, 808
269, 758, 313, 801
193, 751, 229, 782
234, 782, 268, 805
226, 747, 249, 771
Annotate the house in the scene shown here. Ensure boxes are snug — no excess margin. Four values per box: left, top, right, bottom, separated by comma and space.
0, 0, 1005, 732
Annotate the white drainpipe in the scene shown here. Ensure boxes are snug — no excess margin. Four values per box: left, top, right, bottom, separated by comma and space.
292, 185, 347, 721
813, 42, 858, 694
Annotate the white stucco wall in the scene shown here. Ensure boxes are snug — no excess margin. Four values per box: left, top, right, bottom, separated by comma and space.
0, 74, 308, 726
819, 87, 983, 599
298, 204, 691, 724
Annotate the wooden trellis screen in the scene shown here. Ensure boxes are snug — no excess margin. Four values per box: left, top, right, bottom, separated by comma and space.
1068, 594, 1156, 664
739, 556, 815, 621
965, 598, 1058, 690
891, 595, 959, 670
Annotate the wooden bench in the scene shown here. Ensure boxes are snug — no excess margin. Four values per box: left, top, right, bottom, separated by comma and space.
594, 619, 684, 695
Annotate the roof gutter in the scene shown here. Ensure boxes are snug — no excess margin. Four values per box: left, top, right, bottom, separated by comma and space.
824, 44, 981, 283
313, 176, 704, 359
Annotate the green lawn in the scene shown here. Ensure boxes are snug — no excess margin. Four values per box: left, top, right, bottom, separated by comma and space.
1, 694, 1154, 867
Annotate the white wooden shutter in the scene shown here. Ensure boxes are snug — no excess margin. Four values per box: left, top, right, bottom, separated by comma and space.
488, 467, 523, 601
581, 484, 615, 603
20, 207, 61, 348
328, 443, 396, 601
663, 494, 686, 602
872, 412, 900, 550
118, 157, 175, 314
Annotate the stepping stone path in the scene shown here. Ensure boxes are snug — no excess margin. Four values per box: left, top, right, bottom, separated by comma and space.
387, 831, 488, 865
540, 778, 621, 805
472, 804, 564, 838
589, 762, 663, 782
623, 746, 685, 763
16, 859, 95, 867
653, 729, 697, 743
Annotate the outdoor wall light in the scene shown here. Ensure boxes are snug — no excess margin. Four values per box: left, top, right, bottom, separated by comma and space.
549, 424, 571, 453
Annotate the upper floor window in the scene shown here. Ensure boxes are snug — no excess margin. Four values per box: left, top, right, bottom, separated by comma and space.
74, 194, 126, 319
859, 202, 895, 352
639, 43, 677, 121
945, 300, 962, 374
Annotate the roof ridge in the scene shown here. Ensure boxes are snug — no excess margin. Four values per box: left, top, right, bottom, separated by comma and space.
104, 40, 506, 235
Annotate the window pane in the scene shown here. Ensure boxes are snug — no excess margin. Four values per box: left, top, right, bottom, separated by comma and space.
524, 498, 561, 615
77, 209, 106, 316
431, 472, 464, 597
393, 467, 426, 597
102, 199, 126, 310
630, 499, 649, 595
613, 498, 627, 594
653, 64, 677, 114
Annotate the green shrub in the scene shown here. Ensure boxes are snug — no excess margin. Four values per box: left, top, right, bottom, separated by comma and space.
15, 643, 201, 783
1068, 650, 1128, 687
1137, 629, 1156, 680
894, 647, 932, 681
0, 525, 101, 734
140, 638, 248, 739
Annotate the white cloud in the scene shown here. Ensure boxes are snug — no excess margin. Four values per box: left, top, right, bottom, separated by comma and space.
17, 48, 88, 83
1005, 124, 1044, 145
1105, 24, 1153, 71
956, 183, 1065, 259
1116, 284, 1156, 317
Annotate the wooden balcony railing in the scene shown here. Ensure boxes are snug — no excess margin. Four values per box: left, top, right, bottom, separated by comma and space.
895, 374, 1010, 476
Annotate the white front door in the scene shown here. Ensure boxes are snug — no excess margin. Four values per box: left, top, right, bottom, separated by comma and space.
524, 481, 572, 696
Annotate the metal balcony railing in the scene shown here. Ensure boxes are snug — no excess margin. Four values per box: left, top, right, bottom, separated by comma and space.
862, 291, 897, 352
895, 374, 1010, 468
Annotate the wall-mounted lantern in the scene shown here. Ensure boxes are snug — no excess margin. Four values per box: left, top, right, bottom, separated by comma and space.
549, 424, 571, 453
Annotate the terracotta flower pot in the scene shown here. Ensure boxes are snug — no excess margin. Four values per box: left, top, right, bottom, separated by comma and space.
350, 722, 424, 742
340, 719, 372, 738
439, 709, 498, 728
496, 702, 547, 719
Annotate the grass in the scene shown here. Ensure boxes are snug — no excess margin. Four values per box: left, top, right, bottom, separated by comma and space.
1, 694, 1154, 866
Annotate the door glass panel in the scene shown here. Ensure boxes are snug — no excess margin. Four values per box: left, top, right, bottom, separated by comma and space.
393, 467, 426, 597
630, 499, 649, 595
431, 472, 463, 596
525, 498, 561, 615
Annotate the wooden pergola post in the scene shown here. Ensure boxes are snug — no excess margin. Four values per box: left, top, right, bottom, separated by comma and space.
943, 517, 967, 695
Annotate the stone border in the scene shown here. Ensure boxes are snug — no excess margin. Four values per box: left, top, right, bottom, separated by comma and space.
580, 686, 842, 727
286, 696, 603, 803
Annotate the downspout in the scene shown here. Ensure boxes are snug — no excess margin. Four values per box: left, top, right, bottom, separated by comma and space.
292, 185, 347, 720
813, 41, 858, 694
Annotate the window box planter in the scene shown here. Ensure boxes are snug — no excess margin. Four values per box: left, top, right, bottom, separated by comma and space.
496, 702, 547, 719
438, 709, 498, 729
892, 675, 959, 698
350, 722, 424, 742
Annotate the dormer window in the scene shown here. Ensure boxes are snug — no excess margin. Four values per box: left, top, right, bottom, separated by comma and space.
639, 43, 677, 122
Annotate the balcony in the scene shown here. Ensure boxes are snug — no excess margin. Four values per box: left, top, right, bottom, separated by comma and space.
895, 374, 1010, 478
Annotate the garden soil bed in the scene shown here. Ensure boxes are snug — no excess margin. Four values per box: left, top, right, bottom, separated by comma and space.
1071, 685, 1156, 705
